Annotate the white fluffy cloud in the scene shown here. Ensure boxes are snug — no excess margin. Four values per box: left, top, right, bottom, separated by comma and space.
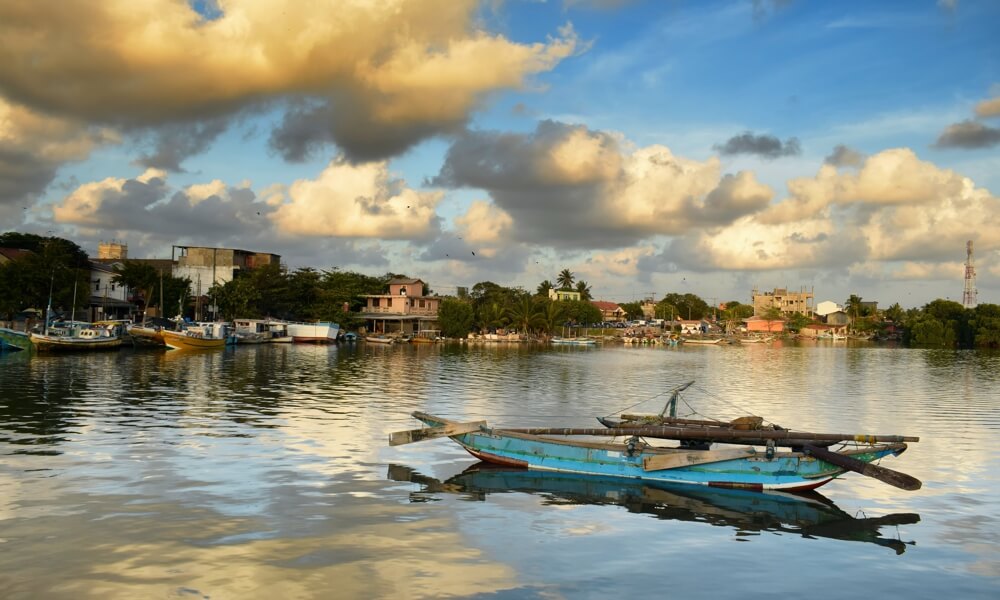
271, 159, 443, 239
0, 1, 576, 162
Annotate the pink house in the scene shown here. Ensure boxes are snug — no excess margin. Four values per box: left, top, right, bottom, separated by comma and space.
743, 316, 785, 333
362, 278, 441, 335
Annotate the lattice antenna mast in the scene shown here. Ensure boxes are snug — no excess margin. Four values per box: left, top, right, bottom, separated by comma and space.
962, 240, 978, 309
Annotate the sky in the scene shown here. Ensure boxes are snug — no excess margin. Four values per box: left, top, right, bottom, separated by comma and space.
1, 0, 999, 308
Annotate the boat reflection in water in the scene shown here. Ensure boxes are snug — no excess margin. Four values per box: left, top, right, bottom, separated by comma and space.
388, 464, 919, 554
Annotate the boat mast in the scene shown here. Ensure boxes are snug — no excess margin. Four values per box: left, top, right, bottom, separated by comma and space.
659, 381, 694, 419
44, 271, 54, 335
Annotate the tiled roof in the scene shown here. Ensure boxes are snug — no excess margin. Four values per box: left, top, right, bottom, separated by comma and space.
591, 301, 621, 310
0, 247, 33, 261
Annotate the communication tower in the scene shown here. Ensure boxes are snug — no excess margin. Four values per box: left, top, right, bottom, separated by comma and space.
962, 240, 977, 309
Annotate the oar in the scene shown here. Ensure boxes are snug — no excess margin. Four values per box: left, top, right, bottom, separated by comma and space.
802, 444, 921, 491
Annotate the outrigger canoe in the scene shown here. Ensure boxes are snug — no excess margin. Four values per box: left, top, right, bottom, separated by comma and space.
390, 382, 920, 493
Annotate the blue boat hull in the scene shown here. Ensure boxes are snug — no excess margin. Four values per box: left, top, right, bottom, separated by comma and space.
414, 414, 906, 492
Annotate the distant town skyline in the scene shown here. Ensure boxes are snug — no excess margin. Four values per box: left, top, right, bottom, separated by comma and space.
1, 0, 997, 309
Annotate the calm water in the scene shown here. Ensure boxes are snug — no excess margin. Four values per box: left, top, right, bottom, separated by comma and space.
1, 341, 998, 599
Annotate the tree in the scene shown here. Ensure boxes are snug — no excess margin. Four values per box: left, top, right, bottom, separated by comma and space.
536, 280, 554, 297
883, 302, 904, 323
561, 300, 602, 326
210, 275, 261, 321
477, 301, 507, 332
438, 298, 474, 338
619, 301, 644, 320
556, 269, 575, 290
575, 280, 593, 301
661, 293, 709, 320
112, 261, 159, 317
505, 296, 544, 334
537, 299, 565, 334
655, 299, 679, 322
762, 306, 783, 332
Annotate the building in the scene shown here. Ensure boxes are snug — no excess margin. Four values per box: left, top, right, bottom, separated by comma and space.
799, 323, 848, 338
814, 300, 842, 316
87, 261, 133, 321
360, 278, 440, 335
641, 299, 657, 320
752, 286, 814, 317
171, 245, 281, 294
743, 316, 785, 333
591, 300, 626, 322
97, 241, 128, 260
548, 288, 581, 302
0, 247, 33, 265
823, 310, 850, 326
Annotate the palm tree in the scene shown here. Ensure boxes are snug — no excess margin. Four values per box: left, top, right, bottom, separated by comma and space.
505, 296, 544, 334
575, 280, 592, 301
845, 294, 863, 326
112, 261, 159, 318
537, 300, 565, 335
556, 269, 575, 290
477, 301, 507, 332
536, 280, 554, 297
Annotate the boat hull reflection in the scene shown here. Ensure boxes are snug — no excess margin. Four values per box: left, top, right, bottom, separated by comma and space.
389, 463, 919, 554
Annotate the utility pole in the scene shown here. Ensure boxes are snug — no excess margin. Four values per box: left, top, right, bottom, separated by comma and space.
963, 240, 978, 309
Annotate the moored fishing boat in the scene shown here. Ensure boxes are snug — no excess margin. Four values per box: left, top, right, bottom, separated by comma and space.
551, 336, 596, 346
161, 322, 229, 350
365, 334, 395, 344
681, 337, 725, 345
286, 321, 340, 343
127, 323, 166, 347
0, 327, 32, 352
30, 322, 123, 352
390, 381, 920, 493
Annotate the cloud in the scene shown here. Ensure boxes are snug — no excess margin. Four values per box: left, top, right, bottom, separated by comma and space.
635, 146, 1000, 278
0, 98, 114, 219
713, 131, 802, 159
975, 95, 1000, 118
134, 118, 229, 171
0, 1, 577, 162
433, 121, 774, 249
271, 159, 443, 239
933, 120, 1000, 149
937, 0, 959, 13
824, 144, 866, 168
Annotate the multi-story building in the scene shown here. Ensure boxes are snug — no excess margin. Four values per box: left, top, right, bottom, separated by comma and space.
752, 286, 814, 317
592, 301, 626, 322
171, 245, 281, 295
548, 288, 581, 302
361, 278, 440, 335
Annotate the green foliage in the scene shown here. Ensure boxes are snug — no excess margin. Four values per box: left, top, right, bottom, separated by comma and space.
883, 302, 904, 323
505, 296, 545, 333
786, 313, 812, 331
477, 301, 507, 332
619, 301, 644, 320
556, 269, 575, 290
112, 261, 160, 314
654, 300, 679, 321
438, 298, 474, 338
575, 280, 593, 301
210, 276, 261, 321
537, 299, 565, 334
661, 293, 710, 320
536, 280, 553, 297
0, 234, 92, 319
722, 302, 754, 321
562, 299, 602, 325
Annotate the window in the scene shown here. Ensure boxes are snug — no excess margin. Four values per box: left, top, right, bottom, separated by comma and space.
399, 286, 407, 296
372, 298, 380, 308
95, 282, 100, 292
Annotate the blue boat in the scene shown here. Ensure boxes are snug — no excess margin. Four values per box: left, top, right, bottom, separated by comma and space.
390, 382, 920, 493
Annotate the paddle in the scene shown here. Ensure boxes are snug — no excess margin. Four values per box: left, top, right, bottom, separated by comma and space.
802, 444, 922, 491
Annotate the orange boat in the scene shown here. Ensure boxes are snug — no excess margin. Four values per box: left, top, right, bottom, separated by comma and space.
162, 323, 229, 350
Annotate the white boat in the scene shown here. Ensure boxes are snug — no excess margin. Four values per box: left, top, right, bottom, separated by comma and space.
551, 336, 596, 346
682, 337, 725, 345
30, 322, 123, 352
286, 321, 340, 343
365, 335, 395, 344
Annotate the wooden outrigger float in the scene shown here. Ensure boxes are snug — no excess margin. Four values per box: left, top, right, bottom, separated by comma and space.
390, 381, 921, 493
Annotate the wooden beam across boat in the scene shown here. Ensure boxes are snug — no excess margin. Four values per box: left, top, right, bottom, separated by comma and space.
803, 444, 922, 491
642, 447, 756, 471
499, 425, 919, 445
389, 419, 486, 446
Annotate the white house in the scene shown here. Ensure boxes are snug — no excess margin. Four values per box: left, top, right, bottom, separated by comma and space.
815, 300, 842, 317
